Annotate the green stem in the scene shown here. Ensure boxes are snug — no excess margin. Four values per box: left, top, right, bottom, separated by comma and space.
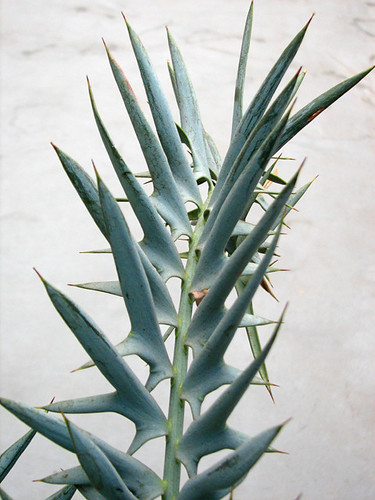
162, 207, 207, 500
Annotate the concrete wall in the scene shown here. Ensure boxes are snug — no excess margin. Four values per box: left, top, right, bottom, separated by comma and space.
1, 1, 374, 498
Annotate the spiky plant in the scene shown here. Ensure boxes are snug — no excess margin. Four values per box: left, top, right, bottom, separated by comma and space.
1, 4, 373, 499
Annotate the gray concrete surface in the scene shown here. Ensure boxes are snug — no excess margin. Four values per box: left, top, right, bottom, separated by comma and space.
1, 1, 374, 498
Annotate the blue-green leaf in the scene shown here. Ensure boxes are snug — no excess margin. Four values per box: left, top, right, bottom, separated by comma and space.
37, 276, 168, 451
215, 16, 312, 200
52, 145, 107, 238
72, 278, 177, 327
186, 170, 298, 351
76, 486, 106, 500
0, 429, 36, 482
41, 392, 122, 415
103, 44, 192, 239
0, 399, 164, 500
203, 68, 301, 236
280, 65, 374, 151
231, 1, 253, 138
41, 465, 89, 485
190, 108, 292, 294
204, 131, 221, 176
177, 423, 284, 499
125, 18, 201, 205
182, 229, 281, 418
45, 485, 76, 500
167, 28, 211, 182
88, 81, 184, 281
64, 416, 136, 500
97, 174, 173, 390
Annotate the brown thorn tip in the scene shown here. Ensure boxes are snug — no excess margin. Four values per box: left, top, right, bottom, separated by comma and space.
33, 267, 44, 281
91, 160, 98, 176
307, 13, 315, 25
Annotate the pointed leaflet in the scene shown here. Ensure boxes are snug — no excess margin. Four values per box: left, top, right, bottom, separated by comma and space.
97, 174, 172, 390
177, 423, 283, 500
52, 145, 107, 238
204, 130, 222, 176
64, 417, 137, 500
41, 466, 90, 485
231, 1, 253, 138
182, 228, 281, 417
0, 399, 164, 500
125, 18, 202, 205
200, 69, 300, 245
103, 44, 191, 239
37, 276, 167, 450
190, 108, 291, 293
179, 316, 283, 476
279, 65, 374, 151
256, 175, 314, 230
53, 144, 178, 327
0, 429, 36, 482
45, 485, 77, 500
41, 392, 129, 417
187, 171, 297, 351
167, 28, 211, 181
212, 16, 312, 204
72, 278, 177, 327
89, 82, 184, 280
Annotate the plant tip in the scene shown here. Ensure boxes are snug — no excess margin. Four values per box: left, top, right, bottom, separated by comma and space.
33, 267, 45, 282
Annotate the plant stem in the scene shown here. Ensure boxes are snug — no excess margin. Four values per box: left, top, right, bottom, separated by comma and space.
162, 208, 207, 500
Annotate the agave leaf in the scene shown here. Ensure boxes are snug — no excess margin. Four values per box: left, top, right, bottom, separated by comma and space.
167, 28, 212, 182
0, 399, 164, 499
201, 68, 301, 242
37, 276, 168, 451
186, 170, 297, 351
231, 1, 253, 137
96, 173, 173, 390
280, 65, 374, 150
64, 416, 137, 500
88, 82, 184, 281
177, 423, 283, 499
103, 43, 192, 239
213, 16, 312, 203
0, 429, 36, 482
45, 485, 76, 500
125, 18, 202, 206
182, 229, 281, 417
